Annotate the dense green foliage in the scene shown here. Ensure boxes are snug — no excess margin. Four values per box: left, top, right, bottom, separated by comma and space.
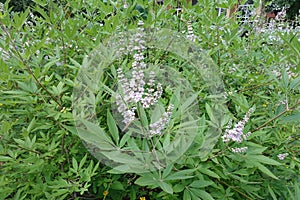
0, 0, 299, 199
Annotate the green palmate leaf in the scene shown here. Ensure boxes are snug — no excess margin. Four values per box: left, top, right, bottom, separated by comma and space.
72, 157, 78, 172
150, 103, 165, 123
108, 165, 131, 174
173, 184, 185, 193
77, 119, 115, 151
255, 162, 278, 179
0, 156, 13, 161
111, 181, 125, 191
42, 58, 61, 74
135, 173, 158, 186
33, 0, 48, 6
173, 119, 200, 131
189, 180, 213, 188
162, 131, 171, 150
199, 103, 222, 160
79, 154, 88, 170
281, 69, 289, 89
280, 113, 300, 123
27, 117, 36, 133
137, 103, 148, 128
34, 6, 51, 23
104, 150, 142, 165
189, 188, 214, 200
246, 142, 267, 154
198, 167, 220, 179
268, 185, 278, 200
181, 92, 199, 112
13, 9, 29, 30
17, 80, 37, 93
229, 173, 261, 184
119, 132, 130, 148
126, 138, 141, 152
164, 168, 196, 181
205, 103, 216, 123
158, 181, 173, 194
280, 34, 300, 57
162, 164, 174, 179
69, 58, 82, 69
169, 89, 180, 109
230, 93, 249, 112
199, 126, 220, 160
247, 155, 281, 166
290, 75, 300, 90
107, 110, 119, 145
183, 189, 192, 200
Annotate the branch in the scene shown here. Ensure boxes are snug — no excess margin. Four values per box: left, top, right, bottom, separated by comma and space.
251, 100, 300, 133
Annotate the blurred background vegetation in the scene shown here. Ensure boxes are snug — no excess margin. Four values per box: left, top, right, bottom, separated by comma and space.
2, 0, 300, 20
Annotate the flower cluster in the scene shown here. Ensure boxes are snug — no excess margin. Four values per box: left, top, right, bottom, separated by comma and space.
222, 107, 254, 143
115, 94, 136, 125
128, 21, 146, 53
141, 72, 163, 108
149, 105, 174, 136
186, 21, 195, 42
116, 21, 163, 125
222, 107, 254, 153
277, 153, 289, 160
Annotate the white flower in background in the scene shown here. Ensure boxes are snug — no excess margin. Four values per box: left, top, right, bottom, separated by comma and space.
271, 64, 297, 79
123, 0, 128, 8
277, 153, 289, 160
186, 21, 195, 42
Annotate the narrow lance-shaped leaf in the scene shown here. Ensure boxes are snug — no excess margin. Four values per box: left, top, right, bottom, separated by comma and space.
107, 110, 119, 145
255, 162, 278, 180
158, 181, 173, 194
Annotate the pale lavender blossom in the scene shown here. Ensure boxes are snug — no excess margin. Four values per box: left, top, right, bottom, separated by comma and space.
116, 94, 135, 125
128, 21, 146, 53
149, 105, 174, 136
56, 62, 62, 66
115, 20, 164, 126
277, 153, 289, 160
222, 107, 254, 153
141, 83, 163, 108
222, 107, 254, 143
